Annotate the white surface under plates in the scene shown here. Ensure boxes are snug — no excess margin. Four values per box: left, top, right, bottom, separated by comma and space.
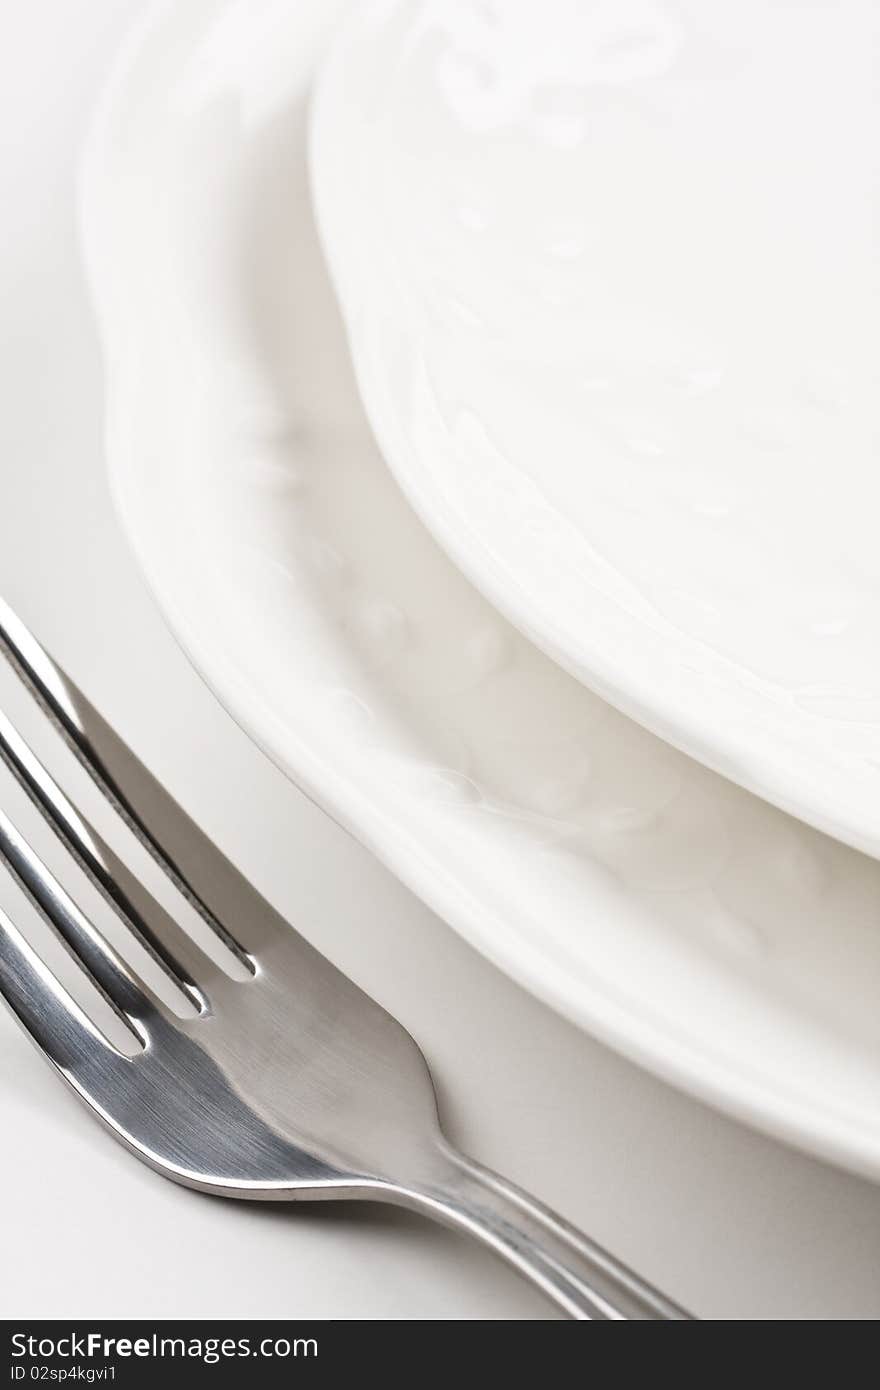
81, 0, 880, 1180
311, 0, 880, 861
1, 0, 880, 1322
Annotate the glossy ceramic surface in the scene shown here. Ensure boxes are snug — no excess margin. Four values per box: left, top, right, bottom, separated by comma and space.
311, 0, 880, 859
81, 0, 880, 1177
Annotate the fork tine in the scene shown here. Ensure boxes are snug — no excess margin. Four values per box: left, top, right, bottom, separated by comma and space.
0, 597, 259, 964
0, 707, 216, 1013
0, 900, 129, 1077
0, 805, 158, 1035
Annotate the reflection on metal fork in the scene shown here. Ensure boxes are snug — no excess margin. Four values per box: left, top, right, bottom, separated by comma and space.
0, 597, 692, 1320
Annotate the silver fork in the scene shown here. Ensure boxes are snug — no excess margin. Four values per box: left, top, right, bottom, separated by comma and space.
0, 598, 690, 1321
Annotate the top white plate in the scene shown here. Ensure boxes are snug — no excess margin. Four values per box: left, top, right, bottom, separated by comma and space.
311, 0, 880, 858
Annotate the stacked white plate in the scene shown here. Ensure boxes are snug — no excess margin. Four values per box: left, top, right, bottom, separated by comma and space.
81, 0, 880, 1176
311, 0, 880, 857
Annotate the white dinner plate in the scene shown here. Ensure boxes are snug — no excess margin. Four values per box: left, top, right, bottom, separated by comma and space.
310, 0, 880, 860
81, 0, 880, 1178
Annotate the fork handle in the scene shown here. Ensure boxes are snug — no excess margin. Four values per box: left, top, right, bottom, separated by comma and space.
398, 1143, 691, 1320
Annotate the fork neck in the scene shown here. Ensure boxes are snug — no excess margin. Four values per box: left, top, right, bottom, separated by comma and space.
387, 1139, 691, 1320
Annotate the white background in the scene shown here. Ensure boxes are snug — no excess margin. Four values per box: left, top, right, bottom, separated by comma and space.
0, 0, 878, 1320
